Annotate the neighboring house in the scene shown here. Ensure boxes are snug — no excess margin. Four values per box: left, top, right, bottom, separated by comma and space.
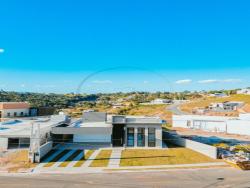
172, 113, 250, 136
0, 114, 68, 150
0, 102, 30, 118
52, 112, 163, 148
209, 93, 228, 98
209, 101, 244, 111
112, 103, 124, 109
237, 88, 250, 95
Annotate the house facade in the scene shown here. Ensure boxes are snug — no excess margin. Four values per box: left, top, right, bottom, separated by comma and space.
51, 112, 163, 148
0, 102, 30, 118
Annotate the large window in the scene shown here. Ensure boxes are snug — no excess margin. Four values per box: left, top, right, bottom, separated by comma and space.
148, 128, 156, 147
137, 128, 145, 147
127, 128, 134, 147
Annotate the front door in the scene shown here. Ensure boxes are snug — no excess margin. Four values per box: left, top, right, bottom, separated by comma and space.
112, 124, 125, 147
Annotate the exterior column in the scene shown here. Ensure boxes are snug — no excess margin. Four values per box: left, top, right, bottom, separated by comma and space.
134, 127, 137, 147
124, 127, 127, 147
145, 127, 148, 147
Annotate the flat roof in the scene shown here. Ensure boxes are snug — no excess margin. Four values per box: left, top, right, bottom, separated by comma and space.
0, 116, 63, 137
74, 121, 112, 128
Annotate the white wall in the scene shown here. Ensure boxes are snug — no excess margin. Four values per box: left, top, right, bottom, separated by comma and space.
1, 108, 29, 118
0, 137, 8, 150
227, 120, 250, 135
73, 133, 111, 143
173, 114, 250, 136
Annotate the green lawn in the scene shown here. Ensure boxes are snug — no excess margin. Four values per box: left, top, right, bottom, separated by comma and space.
89, 150, 112, 167
120, 148, 218, 166
73, 150, 95, 167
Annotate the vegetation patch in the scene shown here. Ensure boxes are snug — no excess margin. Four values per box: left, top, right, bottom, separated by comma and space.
73, 150, 95, 167
120, 148, 217, 166
89, 150, 112, 167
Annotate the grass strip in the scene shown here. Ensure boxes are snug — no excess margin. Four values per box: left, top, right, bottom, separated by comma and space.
44, 150, 70, 167
74, 150, 95, 167
89, 150, 112, 167
41, 149, 58, 162
59, 150, 82, 167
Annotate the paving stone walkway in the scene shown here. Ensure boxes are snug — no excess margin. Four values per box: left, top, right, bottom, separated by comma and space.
108, 148, 123, 168
81, 149, 100, 167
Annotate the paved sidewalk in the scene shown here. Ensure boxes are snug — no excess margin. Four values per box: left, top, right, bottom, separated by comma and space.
32, 161, 228, 174
108, 148, 123, 168
81, 150, 100, 167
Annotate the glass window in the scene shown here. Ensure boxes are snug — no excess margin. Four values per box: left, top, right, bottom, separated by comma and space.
137, 128, 145, 147
148, 128, 156, 147
7, 113, 10, 117
127, 128, 134, 147
14, 112, 17, 117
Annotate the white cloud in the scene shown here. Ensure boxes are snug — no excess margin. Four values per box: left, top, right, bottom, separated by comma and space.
20, 84, 26, 88
143, 81, 149, 84
198, 79, 218, 84
175, 79, 192, 84
222, 79, 242, 83
198, 79, 242, 84
92, 80, 113, 84
0, 48, 4, 53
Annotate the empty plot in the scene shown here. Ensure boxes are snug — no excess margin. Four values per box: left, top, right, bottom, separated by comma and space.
74, 150, 95, 167
44, 150, 70, 167
90, 150, 112, 167
59, 150, 82, 167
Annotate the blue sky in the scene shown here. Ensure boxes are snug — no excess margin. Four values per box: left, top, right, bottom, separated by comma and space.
0, 0, 250, 93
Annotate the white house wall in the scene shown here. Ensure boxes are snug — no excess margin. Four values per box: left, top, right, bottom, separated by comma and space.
1, 108, 29, 118
73, 133, 111, 143
173, 115, 250, 136
0, 137, 8, 150
227, 120, 250, 135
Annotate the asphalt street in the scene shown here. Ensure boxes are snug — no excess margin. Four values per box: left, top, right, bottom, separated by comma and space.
0, 168, 250, 188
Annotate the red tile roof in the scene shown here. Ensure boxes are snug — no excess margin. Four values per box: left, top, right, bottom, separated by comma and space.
0, 102, 30, 110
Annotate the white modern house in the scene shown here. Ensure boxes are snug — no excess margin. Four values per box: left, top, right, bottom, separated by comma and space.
173, 113, 250, 136
51, 112, 163, 148
237, 88, 250, 95
0, 114, 69, 150
0, 102, 30, 118
209, 101, 244, 111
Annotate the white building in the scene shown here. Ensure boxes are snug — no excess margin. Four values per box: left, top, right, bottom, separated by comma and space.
150, 98, 172, 105
0, 102, 30, 118
237, 89, 250, 95
209, 93, 228, 98
52, 112, 163, 148
0, 114, 68, 150
172, 114, 250, 136
209, 101, 244, 111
